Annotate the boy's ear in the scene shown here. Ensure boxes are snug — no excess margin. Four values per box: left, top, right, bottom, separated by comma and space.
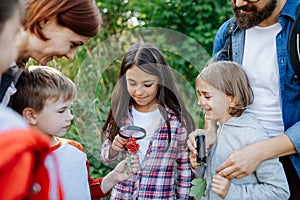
22, 108, 38, 125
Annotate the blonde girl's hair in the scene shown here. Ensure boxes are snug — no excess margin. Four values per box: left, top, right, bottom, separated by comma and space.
197, 60, 254, 117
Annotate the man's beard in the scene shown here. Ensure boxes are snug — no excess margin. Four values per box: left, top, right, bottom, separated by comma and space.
232, 0, 277, 29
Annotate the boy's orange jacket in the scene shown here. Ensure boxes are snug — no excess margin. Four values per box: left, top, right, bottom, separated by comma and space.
0, 128, 63, 200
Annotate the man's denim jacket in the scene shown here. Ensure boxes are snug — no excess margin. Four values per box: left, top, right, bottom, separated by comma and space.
212, 0, 300, 178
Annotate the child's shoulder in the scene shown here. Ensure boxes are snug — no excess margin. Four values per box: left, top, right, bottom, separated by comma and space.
229, 112, 264, 130
226, 112, 269, 141
59, 138, 86, 153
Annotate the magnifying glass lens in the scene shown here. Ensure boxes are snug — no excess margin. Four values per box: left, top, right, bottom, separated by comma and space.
119, 125, 146, 140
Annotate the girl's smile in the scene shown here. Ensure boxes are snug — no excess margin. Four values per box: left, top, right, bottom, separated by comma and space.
196, 78, 233, 124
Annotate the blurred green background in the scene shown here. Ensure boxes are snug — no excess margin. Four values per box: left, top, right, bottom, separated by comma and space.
35, 1, 233, 199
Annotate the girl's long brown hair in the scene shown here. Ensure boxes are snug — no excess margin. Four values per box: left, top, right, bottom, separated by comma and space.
102, 43, 195, 146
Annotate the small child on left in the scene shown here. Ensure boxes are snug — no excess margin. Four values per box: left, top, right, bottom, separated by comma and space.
11, 66, 139, 200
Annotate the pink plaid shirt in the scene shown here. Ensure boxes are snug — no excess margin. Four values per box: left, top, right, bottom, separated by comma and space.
101, 106, 192, 199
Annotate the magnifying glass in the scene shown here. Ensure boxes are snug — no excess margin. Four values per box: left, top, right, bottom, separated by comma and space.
119, 125, 146, 140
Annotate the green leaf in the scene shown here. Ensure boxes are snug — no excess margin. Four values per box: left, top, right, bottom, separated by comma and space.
189, 178, 207, 200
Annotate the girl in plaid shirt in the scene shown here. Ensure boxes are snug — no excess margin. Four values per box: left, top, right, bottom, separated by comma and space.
101, 43, 195, 199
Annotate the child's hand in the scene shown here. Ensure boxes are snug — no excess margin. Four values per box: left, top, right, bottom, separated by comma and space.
114, 154, 140, 181
111, 134, 127, 152
101, 155, 140, 193
211, 174, 230, 199
187, 129, 206, 155
189, 149, 201, 169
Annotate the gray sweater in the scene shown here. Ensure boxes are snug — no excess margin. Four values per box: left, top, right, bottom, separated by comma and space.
193, 113, 290, 200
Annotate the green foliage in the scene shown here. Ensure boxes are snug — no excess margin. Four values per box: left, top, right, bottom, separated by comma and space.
125, 0, 232, 53
98, 1, 229, 93
190, 177, 207, 200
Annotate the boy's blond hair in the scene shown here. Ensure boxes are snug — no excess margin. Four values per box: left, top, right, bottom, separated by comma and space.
197, 61, 253, 117
11, 66, 77, 114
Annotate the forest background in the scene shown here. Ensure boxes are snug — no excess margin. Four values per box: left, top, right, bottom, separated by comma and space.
39, 0, 233, 198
